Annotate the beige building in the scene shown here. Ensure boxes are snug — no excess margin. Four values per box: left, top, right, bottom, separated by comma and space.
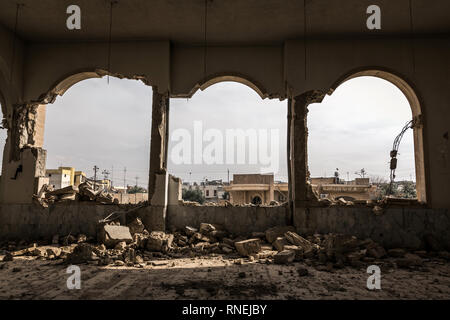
310, 177, 377, 201
45, 167, 86, 189
224, 174, 288, 205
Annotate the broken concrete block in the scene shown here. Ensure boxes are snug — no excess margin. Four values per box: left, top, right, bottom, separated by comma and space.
265, 226, 296, 244
185, 226, 198, 236
324, 234, 360, 256
46, 247, 62, 258
283, 245, 304, 261
366, 242, 387, 259
199, 223, 216, 235
115, 241, 127, 251
285, 231, 314, 251
128, 217, 145, 235
272, 237, 289, 252
274, 250, 295, 264
77, 234, 87, 243
65, 243, 95, 264
234, 239, 261, 257
99, 225, 133, 248
146, 231, 174, 252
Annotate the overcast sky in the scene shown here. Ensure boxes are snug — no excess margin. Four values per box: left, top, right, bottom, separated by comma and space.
0, 75, 415, 188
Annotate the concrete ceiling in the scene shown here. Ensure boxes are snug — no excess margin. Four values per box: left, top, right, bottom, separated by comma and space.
0, 0, 449, 44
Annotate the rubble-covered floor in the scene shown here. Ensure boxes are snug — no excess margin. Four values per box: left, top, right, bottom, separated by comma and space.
1, 255, 449, 300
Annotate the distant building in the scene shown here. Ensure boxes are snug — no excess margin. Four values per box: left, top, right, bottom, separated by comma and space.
45, 166, 88, 189
45, 167, 75, 189
224, 174, 288, 205
310, 177, 377, 201
201, 179, 227, 202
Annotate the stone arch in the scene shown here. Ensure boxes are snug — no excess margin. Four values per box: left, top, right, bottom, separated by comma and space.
35, 69, 152, 105
186, 73, 269, 99
328, 68, 427, 203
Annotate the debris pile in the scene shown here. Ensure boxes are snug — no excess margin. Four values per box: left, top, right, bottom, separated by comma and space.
33, 181, 118, 207
1, 221, 449, 272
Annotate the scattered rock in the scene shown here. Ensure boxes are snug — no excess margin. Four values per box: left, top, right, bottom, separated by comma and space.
185, 226, 198, 236
199, 223, 216, 235
77, 234, 87, 243
235, 239, 261, 257
274, 250, 295, 264
128, 217, 145, 235
324, 234, 360, 257
115, 260, 125, 266
98, 225, 133, 248
285, 231, 315, 251
115, 241, 127, 251
147, 231, 174, 252
265, 226, 296, 244
65, 243, 95, 264
366, 242, 387, 259
62, 234, 77, 246
272, 237, 289, 252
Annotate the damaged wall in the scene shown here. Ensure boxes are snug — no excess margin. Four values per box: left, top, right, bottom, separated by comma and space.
0, 202, 125, 241
166, 204, 290, 236
294, 206, 450, 250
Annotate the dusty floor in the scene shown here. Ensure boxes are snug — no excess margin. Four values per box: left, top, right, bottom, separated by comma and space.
1, 255, 449, 300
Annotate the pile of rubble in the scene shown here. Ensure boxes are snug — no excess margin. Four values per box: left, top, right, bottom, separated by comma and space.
2, 220, 449, 270
33, 180, 118, 207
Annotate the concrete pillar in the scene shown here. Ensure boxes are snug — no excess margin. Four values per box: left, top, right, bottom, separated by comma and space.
147, 89, 169, 231
0, 104, 48, 204
290, 91, 325, 212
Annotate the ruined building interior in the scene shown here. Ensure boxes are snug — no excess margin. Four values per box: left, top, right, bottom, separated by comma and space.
0, 0, 449, 301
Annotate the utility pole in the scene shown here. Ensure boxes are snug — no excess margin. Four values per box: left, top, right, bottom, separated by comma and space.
135, 176, 139, 204
123, 167, 127, 192
227, 169, 230, 184
111, 165, 114, 188
93, 165, 99, 190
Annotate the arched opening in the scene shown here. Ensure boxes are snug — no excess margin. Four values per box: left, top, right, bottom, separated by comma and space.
42, 75, 152, 204
169, 80, 287, 206
251, 195, 262, 205
308, 71, 426, 203
188, 74, 268, 100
